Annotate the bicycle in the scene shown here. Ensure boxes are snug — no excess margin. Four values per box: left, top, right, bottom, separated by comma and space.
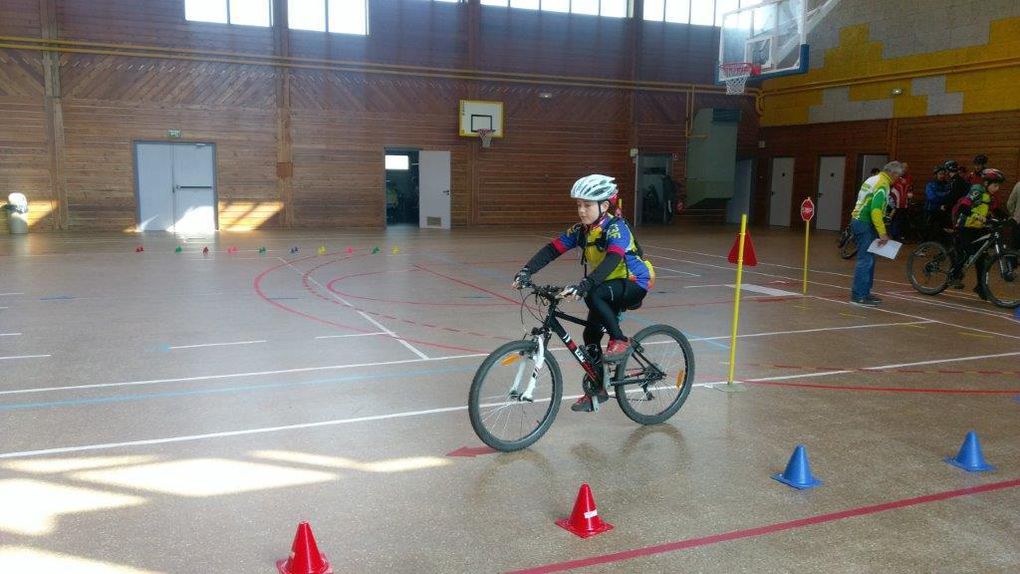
906, 219, 1019, 308
838, 225, 857, 259
468, 283, 695, 452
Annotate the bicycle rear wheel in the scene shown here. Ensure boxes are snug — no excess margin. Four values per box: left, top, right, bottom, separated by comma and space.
839, 229, 857, 260
984, 250, 1020, 308
468, 340, 562, 452
907, 241, 952, 295
614, 324, 694, 425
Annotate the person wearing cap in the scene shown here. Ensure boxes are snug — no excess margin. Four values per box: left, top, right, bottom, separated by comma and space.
949, 168, 1006, 299
944, 160, 971, 211
924, 165, 952, 241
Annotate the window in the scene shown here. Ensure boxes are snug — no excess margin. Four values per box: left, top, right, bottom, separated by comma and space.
288, 0, 368, 35
185, 0, 272, 26
481, 0, 628, 18
385, 155, 410, 171
644, 0, 762, 25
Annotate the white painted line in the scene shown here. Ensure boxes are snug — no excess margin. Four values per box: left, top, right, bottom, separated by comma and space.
684, 284, 732, 289
168, 340, 267, 350
864, 351, 1020, 371
746, 370, 851, 382
0, 355, 51, 361
652, 265, 700, 278
279, 257, 430, 360
315, 332, 388, 340
0, 307, 8, 310
691, 320, 934, 342
0, 383, 726, 459
728, 283, 801, 297
647, 251, 1020, 337
0, 333, 22, 337
0, 293, 23, 296
0, 352, 489, 396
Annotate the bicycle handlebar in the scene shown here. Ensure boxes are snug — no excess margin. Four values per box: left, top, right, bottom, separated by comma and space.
516, 281, 564, 301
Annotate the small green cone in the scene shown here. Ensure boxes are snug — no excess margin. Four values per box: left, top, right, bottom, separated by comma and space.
372, 246, 380, 254
174, 246, 183, 253
258, 246, 267, 254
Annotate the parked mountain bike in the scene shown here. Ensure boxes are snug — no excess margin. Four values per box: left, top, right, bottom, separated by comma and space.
838, 225, 857, 259
468, 282, 695, 452
906, 219, 1019, 308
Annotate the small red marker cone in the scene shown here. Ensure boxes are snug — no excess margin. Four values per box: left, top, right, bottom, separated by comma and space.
202, 246, 209, 255
277, 522, 332, 574
555, 483, 613, 538
135, 245, 144, 253
345, 247, 355, 255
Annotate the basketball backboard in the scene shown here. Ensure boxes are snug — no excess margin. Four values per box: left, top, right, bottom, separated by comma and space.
718, 0, 808, 84
459, 100, 504, 138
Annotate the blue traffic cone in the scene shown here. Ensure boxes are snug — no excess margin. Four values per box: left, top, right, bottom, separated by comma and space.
772, 444, 822, 489
945, 431, 995, 472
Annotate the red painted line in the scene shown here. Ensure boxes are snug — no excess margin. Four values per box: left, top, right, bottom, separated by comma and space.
747, 380, 1020, 394
772, 364, 801, 369
506, 478, 1020, 574
253, 257, 489, 354
414, 263, 522, 305
325, 270, 513, 307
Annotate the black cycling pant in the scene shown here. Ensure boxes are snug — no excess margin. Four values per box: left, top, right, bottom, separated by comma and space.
951, 227, 988, 285
582, 279, 647, 347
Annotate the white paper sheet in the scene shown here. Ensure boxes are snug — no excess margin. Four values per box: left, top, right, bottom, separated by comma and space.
867, 239, 902, 260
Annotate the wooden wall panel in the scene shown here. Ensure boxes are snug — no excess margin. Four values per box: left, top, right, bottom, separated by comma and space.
0, 50, 50, 232
757, 119, 890, 227
0, 0, 41, 36
895, 112, 1020, 186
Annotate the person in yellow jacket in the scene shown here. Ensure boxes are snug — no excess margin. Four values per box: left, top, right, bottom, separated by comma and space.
949, 168, 1006, 299
848, 161, 905, 305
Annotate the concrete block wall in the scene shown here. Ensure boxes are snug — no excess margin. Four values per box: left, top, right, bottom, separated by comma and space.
761, 0, 1020, 126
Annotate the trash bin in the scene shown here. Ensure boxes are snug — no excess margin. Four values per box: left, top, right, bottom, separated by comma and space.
4, 193, 29, 234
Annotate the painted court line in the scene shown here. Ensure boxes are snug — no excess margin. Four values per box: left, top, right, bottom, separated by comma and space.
729, 283, 801, 297
505, 478, 1020, 574
0, 355, 51, 361
692, 320, 933, 342
169, 340, 267, 350
651, 265, 700, 278
315, 331, 388, 340
0, 333, 22, 337
0, 293, 23, 296
282, 257, 430, 360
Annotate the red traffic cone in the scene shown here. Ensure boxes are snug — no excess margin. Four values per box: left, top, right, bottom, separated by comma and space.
135, 245, 144, 253
202, 246, 209, 255
555, 483, 613, 538
277, 522, 332, 574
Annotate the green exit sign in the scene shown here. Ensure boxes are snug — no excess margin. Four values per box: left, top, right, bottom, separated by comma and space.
167, 129, 182, 139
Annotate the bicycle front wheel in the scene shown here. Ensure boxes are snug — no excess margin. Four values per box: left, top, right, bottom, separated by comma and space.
907, 241, 952, 295
984, 250, 1020, 308
468, 340, 563, 452
614, 324, 695, 425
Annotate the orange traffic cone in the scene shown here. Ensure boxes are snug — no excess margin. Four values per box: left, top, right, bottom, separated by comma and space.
555, 483, 613, 538
277, 522, 332, 574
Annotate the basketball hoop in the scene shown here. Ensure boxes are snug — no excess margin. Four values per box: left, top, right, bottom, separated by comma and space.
719, 63, 760, 95
476, 128, 494, 148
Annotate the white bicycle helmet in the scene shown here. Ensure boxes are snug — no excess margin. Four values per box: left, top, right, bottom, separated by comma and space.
570, 174, 618, 203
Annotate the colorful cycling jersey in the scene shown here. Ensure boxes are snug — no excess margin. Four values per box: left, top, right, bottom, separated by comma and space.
960, 184, 997, 229
851, 172, 890, 236
552, 216, 655, 290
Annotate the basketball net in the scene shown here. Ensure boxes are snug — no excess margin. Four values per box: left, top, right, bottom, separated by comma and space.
476, 129, 494, 148
719, 63, 760, 95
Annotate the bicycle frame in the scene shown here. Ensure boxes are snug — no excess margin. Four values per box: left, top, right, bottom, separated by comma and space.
957, 227, 1007, 272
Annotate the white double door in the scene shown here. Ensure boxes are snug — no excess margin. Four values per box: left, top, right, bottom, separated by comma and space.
136, 142, 217, 233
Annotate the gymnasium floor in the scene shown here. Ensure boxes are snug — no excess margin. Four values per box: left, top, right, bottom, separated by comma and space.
0, 225, 1018, 573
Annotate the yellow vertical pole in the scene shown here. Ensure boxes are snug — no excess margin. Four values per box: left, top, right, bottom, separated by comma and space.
803, 217, 810, 294
726, 214, 747, 385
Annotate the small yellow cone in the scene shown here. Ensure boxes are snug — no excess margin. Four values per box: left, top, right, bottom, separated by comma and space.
317, 246, 327, 255
391, 247, 400, 255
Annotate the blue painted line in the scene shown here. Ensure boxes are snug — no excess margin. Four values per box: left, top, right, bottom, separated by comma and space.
1013, 395, 1020, 404
0, 365, 477, 412
157, 344, 172, 353
688, 333, 730, 350
40, 295, 74, 301
268, 297, 301, 301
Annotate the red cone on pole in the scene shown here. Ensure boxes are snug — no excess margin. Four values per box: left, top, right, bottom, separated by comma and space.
727, 231, 757, 266
555, 483, 614, 538
277, 522, 333, 574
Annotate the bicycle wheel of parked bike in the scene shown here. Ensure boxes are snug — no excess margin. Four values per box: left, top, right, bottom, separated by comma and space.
614, 324, 694, 425
469, 340, 563, 452
907, 241, 952, 295
839, 230, 857, 260
984, 250, 1020, 308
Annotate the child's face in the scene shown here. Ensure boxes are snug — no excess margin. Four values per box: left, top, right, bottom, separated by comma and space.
987, 182, 1001, 194
576, 200, 602, 225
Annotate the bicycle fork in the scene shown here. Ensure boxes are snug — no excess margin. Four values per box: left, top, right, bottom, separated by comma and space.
510, 336, 545, 402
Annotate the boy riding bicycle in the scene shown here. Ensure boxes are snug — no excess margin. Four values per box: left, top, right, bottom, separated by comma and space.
949, 168, 1006, 299
512, 174, 655, 412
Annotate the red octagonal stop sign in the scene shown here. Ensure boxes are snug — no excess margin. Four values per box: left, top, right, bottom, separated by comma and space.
800, 198, 815, 222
